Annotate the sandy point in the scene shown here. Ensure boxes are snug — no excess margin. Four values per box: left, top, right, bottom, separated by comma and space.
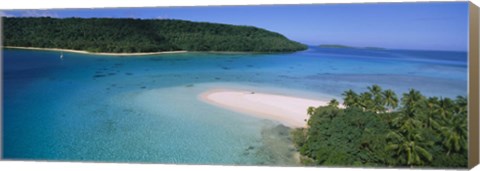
4, 46, 188, 56
198, 88, 331, 128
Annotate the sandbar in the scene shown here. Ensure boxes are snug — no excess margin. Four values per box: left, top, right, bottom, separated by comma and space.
199, 89, 330, 128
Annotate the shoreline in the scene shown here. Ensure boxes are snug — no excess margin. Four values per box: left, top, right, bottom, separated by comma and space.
3, 46, 189, 56
199, 88, 329, 128
3, 46, 299, 56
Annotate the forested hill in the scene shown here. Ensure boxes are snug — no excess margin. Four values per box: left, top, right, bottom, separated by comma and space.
3, 17, 307, 53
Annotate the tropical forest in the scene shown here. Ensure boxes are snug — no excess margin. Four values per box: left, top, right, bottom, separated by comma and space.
292, 85, 467, 168
3, 17, 307, 53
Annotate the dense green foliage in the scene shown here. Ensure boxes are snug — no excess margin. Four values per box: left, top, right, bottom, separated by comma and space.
292, 85, 467, 168
3, 17, 307, 53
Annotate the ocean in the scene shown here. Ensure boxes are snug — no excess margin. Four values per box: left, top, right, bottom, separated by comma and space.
2, 47, 467, 165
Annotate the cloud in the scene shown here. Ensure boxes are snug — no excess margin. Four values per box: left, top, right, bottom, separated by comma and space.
20, 10, 58, 18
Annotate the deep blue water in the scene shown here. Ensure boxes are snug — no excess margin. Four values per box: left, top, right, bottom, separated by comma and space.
2, 47, 467, 165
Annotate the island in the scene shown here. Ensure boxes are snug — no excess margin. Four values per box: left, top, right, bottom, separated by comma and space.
3, 17, 308, 53
364, 46, 386, 50
318, 44, 355, 49
319, 44, 386, 50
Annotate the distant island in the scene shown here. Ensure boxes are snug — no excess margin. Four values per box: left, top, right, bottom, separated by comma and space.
3, 17, 307, 53
319, 44, 386, 50
364, 46, 386, 50
318, 44, 355, 49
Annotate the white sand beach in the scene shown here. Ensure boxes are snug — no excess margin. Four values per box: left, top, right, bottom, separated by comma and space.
3, 46, 188, 56
199, 89, 331, 128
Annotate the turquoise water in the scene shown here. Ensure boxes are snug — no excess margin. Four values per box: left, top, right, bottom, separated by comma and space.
2, 47, 467, 165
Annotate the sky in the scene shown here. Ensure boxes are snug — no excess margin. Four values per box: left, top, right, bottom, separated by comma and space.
1, 2, 469, 51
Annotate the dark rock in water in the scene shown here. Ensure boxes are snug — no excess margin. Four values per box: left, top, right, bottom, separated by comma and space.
140, 86, 146, 89
215, 77, 221, 80
108, 73, 116, 76
221, 66, 231, 70
253, 123, 301, 166
93, 74, 106, 78
279, 75, 297, 79
125, 72, 133, 75
247, 146, 255, 150
275, 124, 290, 132
185, 84, 194, 87
172, 58, 189, 62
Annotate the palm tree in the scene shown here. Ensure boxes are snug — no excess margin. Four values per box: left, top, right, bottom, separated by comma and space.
359, 92, 374, 112
368, 84, 383, 97
307, 106, 316, 116
386, 130, 433, 166
392, 113, 423, 136
454, 96, 467, 115
401, 89, 425, 115
342, 89, 359, 108
436, 97, 455, 120
440, 114, 467, 155
328, 99, 339, 108
392, 89, 425, 133
423, 97, 440, 129
368, 84, 386, 113
383, 89, 398, 112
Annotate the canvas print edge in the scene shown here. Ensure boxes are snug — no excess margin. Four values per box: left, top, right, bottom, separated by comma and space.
0, 1, 477, 169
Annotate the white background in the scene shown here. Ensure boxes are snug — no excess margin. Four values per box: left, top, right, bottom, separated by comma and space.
0, 0, 479, 171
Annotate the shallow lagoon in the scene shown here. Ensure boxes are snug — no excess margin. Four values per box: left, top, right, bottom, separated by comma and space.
2, 47, 467, 164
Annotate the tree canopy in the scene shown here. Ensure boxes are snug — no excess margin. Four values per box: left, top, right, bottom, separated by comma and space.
3, 17, 307, 53
292, 85, 467, 168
